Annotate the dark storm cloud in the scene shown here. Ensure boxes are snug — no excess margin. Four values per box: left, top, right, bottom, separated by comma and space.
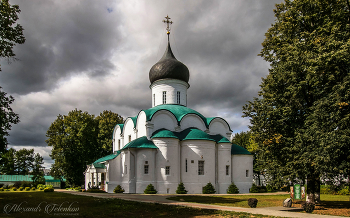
0, 0, 123, 94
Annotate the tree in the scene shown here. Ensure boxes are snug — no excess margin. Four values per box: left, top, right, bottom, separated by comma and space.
0, 0, 25, 69
243, 0, 350, 203
96, 110, 124, 155
0, 147, 16, 174
31, 153, 44, 185
0, 87, 20, 152
15, 148, 34, 175
46, 109, 123, 186
47, 109, 99, 186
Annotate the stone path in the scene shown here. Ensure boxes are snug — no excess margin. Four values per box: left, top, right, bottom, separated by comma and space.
56, 189, 347, 218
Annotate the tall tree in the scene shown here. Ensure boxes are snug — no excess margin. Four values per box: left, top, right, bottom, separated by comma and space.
96, 110, 124, 155
243, 0, 350, 203
0, 147, 16, 174
31, 153, 44, 185
15, 148, 34, 175
0, 87, 20, 152
0, 0, 25, 69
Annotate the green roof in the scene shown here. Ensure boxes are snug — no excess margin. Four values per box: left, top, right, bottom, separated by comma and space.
93, 163, 106, 169
121, 136, 158, 150
94, 151, 121, 164
130, 116, 137, 128
231, 144, 251, 155
114, 124, 124, 134
44, 176, 62, 182
0, 175, 32, 182
152, 128, 232, 143
143, 104, 209, 127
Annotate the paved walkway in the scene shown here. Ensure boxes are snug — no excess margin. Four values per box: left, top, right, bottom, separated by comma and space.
56, 190, 347, 218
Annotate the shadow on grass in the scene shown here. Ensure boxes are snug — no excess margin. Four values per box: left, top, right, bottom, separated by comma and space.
317, 200, 350, 209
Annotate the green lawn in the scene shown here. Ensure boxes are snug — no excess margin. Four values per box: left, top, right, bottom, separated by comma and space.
0, 191, 283, 218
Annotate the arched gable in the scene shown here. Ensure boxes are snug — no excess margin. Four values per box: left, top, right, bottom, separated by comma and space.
152, 110, 178, 132
180, 114, 207, 131
136, 111, 147, 138
123, 117, 137, 144
113, 124, 123, 152
208, 117, 232, 139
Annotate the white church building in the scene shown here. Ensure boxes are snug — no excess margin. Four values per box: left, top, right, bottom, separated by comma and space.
85, 16, 253, 194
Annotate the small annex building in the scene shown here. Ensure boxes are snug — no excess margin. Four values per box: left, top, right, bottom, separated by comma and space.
85, 16, 253, 194
0, 175, 65, 188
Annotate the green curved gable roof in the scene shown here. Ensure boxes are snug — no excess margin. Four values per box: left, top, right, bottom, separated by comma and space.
143, 104, 208, 127
231, 143, 251, 155
129, 116, 137, 128
151, 128, 232, 144
121, 136, 158, 150
94, 151, 121, 164
152, 129, 179, 139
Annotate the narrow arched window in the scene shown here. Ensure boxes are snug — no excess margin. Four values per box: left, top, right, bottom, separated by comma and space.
177, 91, 180, 104
162, 91, 166, 104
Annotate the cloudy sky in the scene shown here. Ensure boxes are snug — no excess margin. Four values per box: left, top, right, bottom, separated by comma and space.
2, 0, 281, 168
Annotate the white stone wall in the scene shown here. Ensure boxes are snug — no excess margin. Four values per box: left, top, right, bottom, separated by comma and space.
113, 125, 122, 151
231, 155, 253, 193
150, 79, 189, 107
217, 143, 232, 193
106, 157, 122, 193
123, 118, 136, 147
135, 149, 156, 193
181, 140, 216, 194
153, 138, 180, 194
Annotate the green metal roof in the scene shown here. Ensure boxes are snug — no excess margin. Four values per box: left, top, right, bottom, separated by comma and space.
231, 143, 251, 155
44, 176, 61, 183
152, 128, 232, 144
151, 129, 179, 139
114, 124, 124, 135
94, 151, 121, 164
130, 116, 137, 128
143, 104, 209, 127
121, 136, 158, 150
93, 163, 106, 169
0, 175, 32, 182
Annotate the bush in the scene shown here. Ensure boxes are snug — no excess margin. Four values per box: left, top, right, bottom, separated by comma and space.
37, 184, 45, 189
302, 202, 315, 213
45, 185, 54, 188
113, 185, 125, 193
19, 187, 24, 191
176, 182, 188, 194
21, 181, 32, 188
250, 184, 259, 193
25, 187, 31, 191
74, 186, 81, 191
86, 187, 106, 193
0, 188, 3, 191
266, 184, 274, 192
31, 187, 36, 191
44, 187, 54, 192
39, 187, 44, 190
248, 198, 258, 208
227, 182, 239, 194
12, 187, 17, 191
144, 184, 157, 194
337, 188, 350, 195
202, 182, 216, 194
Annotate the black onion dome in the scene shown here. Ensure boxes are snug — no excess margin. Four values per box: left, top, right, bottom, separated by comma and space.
149, 42, 189, 84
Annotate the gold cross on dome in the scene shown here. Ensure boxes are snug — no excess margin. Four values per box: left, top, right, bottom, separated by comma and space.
163, 15, 173, 35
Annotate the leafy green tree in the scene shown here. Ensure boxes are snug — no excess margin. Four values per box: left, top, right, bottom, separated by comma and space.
231, 131, 251, 148
96, 110, 124, 155
0, 87, 20, 152
0, 0, 25, 66
31, 153, 44, 185
15, 148, 34, 175
47, 109, 100, 186
0, 148, 16, 174
243, 0, 350, 203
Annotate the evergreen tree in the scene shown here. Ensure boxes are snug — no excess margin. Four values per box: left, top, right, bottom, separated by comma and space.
144, 184, 157, 194
227, 182, 239, 194
202, 182, 216, 194
243, 0, 350, 203
176, 182, 188, 194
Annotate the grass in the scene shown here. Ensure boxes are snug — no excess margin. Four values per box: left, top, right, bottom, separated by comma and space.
168, 194, 350, 217
0, 191, 283, 218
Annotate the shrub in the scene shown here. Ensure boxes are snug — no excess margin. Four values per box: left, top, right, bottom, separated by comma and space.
0, 183, 4, 188
248, 198, 258, 208
39, 187, 44, 190
86, 188, 106, 193
45, 185, 53, 188
250, 184, 259, 193
31, 187, 36, 191
113, 185, 125, 193
25, 187, 31, 191
74, 186, 81, 191
21, 181, 32, 188
176, 182, 188, 194
19, 187, 24, 191
12, 187, 17, 191
144, 184, 157, 194
227, 182, 239, 194
0, 188, 3, 191
37, 184, 45, 189
337, 188, 350, 195
44, 187, 54, 192
302, 202, 315, 213
266, 184, 274, 192
202, 182, 216, 194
